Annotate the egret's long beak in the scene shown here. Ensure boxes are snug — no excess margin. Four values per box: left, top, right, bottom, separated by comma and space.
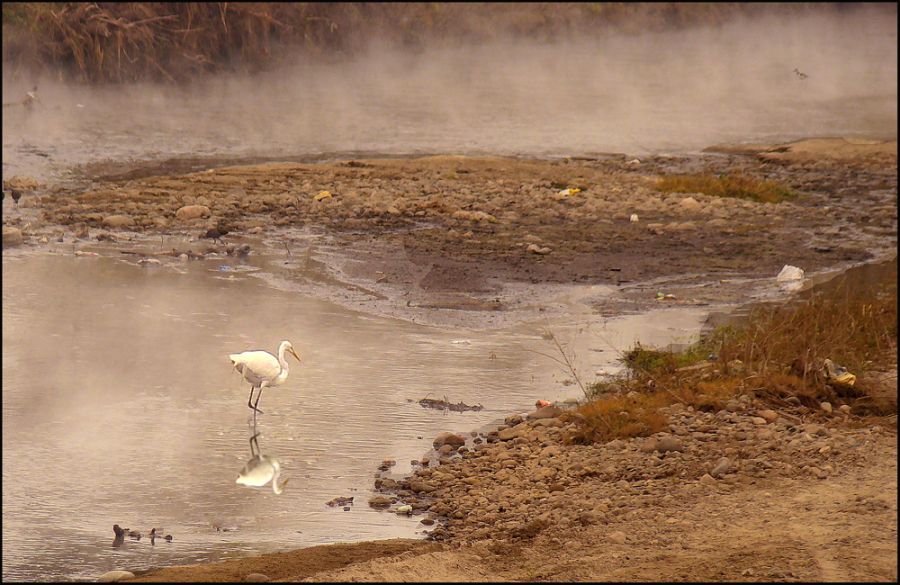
289, 348, 302, 363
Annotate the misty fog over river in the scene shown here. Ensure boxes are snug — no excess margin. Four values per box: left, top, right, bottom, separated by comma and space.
2, 8, 896, 183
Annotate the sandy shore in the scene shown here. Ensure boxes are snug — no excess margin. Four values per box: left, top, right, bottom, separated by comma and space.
6, 138, 896, 582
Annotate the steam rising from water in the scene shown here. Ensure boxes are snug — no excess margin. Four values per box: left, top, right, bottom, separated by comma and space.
2, 7, 897, 181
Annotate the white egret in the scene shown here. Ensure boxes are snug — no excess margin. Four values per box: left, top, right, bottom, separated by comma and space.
229, 340, 302, 414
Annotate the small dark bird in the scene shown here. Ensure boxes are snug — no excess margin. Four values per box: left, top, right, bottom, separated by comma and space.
201, 222, 232, 243
793, 68, 808, 80
201, 227, 229, 242
112, 524, 126, 548
2, 188, 23, 205
150, 528, 173, 543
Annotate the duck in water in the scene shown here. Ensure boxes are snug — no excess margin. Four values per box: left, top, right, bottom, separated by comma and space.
112, 524, 126, 548
150, 528, 173, 544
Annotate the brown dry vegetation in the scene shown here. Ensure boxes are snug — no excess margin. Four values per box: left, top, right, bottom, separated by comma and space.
656, 173, 796, 203
1, 2, 883, 83
570, 262, 898, 444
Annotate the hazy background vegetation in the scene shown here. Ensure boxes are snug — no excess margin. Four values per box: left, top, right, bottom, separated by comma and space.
3, 2, 891, 83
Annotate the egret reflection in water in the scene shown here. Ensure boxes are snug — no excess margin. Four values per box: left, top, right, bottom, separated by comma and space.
237, 422, 289, 495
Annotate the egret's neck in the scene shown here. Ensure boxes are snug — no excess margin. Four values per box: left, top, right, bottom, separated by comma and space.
277, 342, 291, 373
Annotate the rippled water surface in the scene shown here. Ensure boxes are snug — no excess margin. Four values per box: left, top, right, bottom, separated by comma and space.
2, 250, 707, 581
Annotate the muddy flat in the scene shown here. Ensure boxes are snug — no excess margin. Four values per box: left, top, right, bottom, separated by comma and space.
10, 138, 897, 324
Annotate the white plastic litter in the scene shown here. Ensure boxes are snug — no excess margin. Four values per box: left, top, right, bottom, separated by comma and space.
776, 265, 805, 281
630, 213, 639, 223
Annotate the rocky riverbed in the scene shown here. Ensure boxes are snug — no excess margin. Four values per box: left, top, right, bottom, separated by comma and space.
130, 394, 897, 582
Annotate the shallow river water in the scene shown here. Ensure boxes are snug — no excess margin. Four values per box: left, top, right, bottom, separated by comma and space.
2, 249, 707, 581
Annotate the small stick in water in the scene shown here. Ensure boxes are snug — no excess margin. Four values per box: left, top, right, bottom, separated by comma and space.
284, 241, 292, 257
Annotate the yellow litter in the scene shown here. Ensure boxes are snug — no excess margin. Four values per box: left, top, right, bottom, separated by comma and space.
314, 190, 333, 201
556, 187, 582, 198
823, 358, 856, 388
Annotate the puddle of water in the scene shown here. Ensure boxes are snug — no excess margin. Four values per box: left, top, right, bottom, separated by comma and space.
1, 250, 707, 581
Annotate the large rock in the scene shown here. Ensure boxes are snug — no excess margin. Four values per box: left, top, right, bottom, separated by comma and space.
408, 480, 436, 494
432, 432, 466, 450
175, 205, 211, 220
498, 426, 524, 441
102, 215, 135, 229
640, 435, 685, 453
2, 226, 24, 247
97, 570, 135, 582
368, 495, 393, 508
526, 406, 564, 420
679, 196, 702, 211
756, 409, 779, 423
710, 457, 732, 478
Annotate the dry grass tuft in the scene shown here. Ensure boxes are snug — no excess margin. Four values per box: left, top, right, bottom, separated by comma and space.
656, 173, 795, 203
570, 392, 669, 444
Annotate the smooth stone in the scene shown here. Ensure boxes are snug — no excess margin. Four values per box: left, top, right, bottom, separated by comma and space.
699, 473, 717, 486
641, 435, 685, 453
175, 204, 211, 220
526, 406, 564, 420
101, 215, 135, 228
608, 531, 627, 545
2, 226, 24, 246
710, 457, 732, 478
97, 570, 135, 582
757, 409, 779, 423
432, 432, 466, 450
243, 573, 270, 582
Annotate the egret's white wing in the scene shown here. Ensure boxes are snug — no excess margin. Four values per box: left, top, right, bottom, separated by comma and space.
229, 350, 281, 384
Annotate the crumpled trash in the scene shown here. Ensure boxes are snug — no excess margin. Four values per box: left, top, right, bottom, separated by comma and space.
535, 399, 552, 408
822, 358, 856, 388
630, 213, 639, 223
776, 265, 805, 281
314, 190, 333, 201
556, 187, 581, 199
656, 291, 676, 300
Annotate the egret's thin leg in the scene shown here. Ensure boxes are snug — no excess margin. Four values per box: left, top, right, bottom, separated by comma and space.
253, 382, 267, 414
247, 385, 257, 411
250, 432, 260, 457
